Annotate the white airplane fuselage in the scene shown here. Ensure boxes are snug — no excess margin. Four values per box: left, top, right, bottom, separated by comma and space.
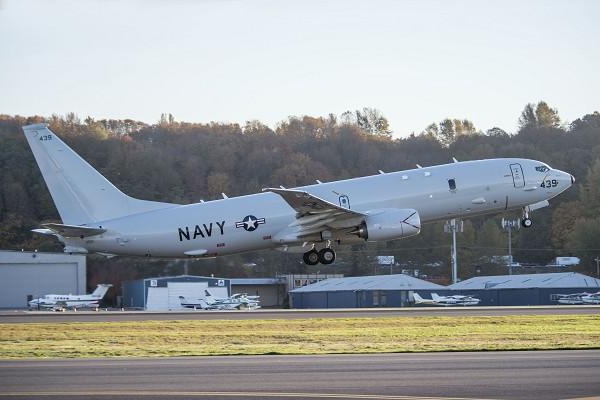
22, 123, 574, 261
28, 284, 112, 309
67, 158, 571, 258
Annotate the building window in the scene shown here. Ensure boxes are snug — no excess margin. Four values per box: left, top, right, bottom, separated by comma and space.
448, 179, 456, 191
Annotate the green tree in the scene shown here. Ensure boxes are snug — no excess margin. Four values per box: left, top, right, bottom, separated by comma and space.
519, 101, 560, 130
355, 107, 392, 137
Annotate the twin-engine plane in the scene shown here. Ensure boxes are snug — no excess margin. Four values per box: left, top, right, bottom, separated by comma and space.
28, 284, 112, 310
23, 124, 574, 265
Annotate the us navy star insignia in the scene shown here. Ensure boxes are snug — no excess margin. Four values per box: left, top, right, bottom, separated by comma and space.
235, 215, 266, 232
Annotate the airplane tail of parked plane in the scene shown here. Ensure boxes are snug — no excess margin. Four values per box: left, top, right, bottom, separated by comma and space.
22, 124, 175, 225
431, 293, 442, 302
413, 293, 425, 304
90, 284, 113, 298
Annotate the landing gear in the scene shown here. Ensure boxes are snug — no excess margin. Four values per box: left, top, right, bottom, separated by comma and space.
318, 248, 336, 265
521, 218, 533, 228
521, 207, 533, 228
303, 249, 320, 266
302, 247, 336, 265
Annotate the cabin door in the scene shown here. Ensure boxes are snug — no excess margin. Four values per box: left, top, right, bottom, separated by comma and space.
509, 163, 525, 188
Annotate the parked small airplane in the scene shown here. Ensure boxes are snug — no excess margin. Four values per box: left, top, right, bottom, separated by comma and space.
28, 284, 112, 310
413, 292, 480, 306
179, 290, 260, 310
554, 292, 600, 305
23, 124, 574, 265
582, 292, 600, 304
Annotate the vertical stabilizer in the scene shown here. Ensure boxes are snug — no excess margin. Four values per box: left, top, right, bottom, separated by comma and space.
413, 293, 424, 303
23, 124, 176, 225
91, 284, 112, 299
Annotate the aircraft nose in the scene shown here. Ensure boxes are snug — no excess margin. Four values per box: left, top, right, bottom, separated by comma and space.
554, 169, 574, 187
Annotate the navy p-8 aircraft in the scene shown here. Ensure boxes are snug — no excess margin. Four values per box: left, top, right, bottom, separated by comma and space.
23, 123, 574, 265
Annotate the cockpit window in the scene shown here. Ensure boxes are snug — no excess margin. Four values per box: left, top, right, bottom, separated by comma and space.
535, 166, 549, 173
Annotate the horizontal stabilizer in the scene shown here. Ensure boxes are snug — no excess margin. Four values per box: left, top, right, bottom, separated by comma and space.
40, 223, 106, 238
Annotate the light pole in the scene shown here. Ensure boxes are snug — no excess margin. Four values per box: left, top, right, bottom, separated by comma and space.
501, 219, 520, 275
444, 219, 463, 284
595, 257, 600, 278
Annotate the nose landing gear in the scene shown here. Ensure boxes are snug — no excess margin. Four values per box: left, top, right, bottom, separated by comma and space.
521, 208, 533, 228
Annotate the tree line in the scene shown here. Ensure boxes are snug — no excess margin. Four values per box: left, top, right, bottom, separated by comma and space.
1, 103, 599, 298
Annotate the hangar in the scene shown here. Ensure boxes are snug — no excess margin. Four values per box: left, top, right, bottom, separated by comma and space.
444, 272, 600, 306
0, 250, 86, 308
290, 274, 444, 308
289, 272, 600, 308
121, 275, 231, 310
230, 278, 286, 307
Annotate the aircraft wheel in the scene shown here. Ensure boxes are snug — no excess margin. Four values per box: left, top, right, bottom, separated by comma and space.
318, 248, 336, 265
521, 218, 533, 228
303, 249, 320, 265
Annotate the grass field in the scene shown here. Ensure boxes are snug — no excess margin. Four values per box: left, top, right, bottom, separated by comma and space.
1, 315, 599, 358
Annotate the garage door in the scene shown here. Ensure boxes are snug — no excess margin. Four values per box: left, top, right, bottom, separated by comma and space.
0, 263, 81, 308
146, 287, 169, 311
167, 282, 208, 310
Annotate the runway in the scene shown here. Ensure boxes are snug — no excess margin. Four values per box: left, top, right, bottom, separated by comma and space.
1, 305, 598, 323
1, 350, 599, 399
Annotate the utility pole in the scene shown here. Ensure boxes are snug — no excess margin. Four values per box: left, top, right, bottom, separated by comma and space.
502, 219, 520, 275
444, 219, 463, 284
595, 257, 600, 278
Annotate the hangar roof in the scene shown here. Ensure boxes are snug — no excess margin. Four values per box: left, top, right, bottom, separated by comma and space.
231, 278, 284, 285
291, 274, 444, 293
140, 274, 225, 282
449, 272, 600, 290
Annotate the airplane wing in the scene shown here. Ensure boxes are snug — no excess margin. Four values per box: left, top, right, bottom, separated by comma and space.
36, 223, 106, 238
263, 188, 365, 239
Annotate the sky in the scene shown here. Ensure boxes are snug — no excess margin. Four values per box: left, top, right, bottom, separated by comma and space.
0, 0, 598, 137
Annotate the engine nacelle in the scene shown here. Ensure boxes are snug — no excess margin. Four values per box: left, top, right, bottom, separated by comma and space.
354, 208, 421, 242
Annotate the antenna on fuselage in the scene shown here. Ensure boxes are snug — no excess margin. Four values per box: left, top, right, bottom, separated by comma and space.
221, 193, 229, 199
316, 180, 323, 184
378, 170, 385, 174
416, 164, 422, 169
452, 157, 459, 163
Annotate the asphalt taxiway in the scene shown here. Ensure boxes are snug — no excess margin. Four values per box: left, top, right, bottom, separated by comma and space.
1, 350, 599, 399
1, 305, 598, 323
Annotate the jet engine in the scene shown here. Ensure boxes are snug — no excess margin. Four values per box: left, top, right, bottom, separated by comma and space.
353, 208, 421, 242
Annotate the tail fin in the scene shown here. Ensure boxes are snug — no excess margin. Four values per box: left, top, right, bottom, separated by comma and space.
198, 299, 210, 309
91, 284, 112, 298
413, 293, 425, 303
23, 124, 176, 225
431, 293, 442, 302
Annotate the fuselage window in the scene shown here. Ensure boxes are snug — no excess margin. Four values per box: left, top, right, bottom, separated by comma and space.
448, 179, 456, 191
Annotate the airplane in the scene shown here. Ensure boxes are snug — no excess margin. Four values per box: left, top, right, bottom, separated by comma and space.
28, 284, 113, 310
582, 292, 600, 305
22, 123, 574, 265
413, 292, 481, 306
179, 290, 260, 310
554, 292, 600, 305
